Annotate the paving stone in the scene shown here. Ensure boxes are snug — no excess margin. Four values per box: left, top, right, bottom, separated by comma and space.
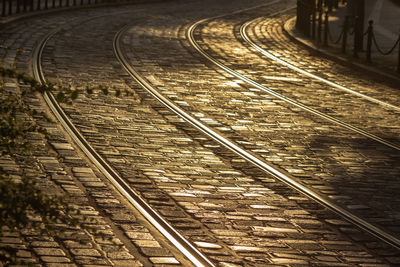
70, 248, 102, 257
139, 247, 173, 257
149, 257, 180, 264
134, 240, 162, 248
51, 142, 75, 150
45, 264, 77, 267
41, 256, 71, 263
111, 259, 144, 266
125, 232, 154, 240
194, 241, 222, 249
33, 248, 66, 256
270, 257, 309, 264
4, 0, 397, 266
107, 250, 135, 260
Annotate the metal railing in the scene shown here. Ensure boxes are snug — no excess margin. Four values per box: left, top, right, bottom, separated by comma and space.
1, 0, 139, 17
296, 0, 343, 38
326, 14, 400, 72
296, 0, 400, 73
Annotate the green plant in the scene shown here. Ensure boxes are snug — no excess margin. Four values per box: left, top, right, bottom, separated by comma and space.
0, 67, 117, 265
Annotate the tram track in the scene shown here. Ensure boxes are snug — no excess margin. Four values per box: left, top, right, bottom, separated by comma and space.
21, 0, 400, 266
113, 6, 400, 252
240, 17, 400, 112
31, 15, 215, 267
188, 19, 400, 151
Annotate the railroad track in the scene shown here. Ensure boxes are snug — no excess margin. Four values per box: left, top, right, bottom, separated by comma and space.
115, 3, 400, 251
240, 17, 400, 112
188, 19, 400, 151
27, 0, 400, 264
31, 15, 215, 267
185, 5, 400, 250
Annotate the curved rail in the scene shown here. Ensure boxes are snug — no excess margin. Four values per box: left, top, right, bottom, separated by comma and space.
187, 10, 400, 250
32, 19, 214, 267
113, 17, 400, 252
240, 18, 400, 112
188, 19, 400, 152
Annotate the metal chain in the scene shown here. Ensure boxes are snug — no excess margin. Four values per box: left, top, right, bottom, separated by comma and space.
328, 26, 344, 44
372, 31, 400, 55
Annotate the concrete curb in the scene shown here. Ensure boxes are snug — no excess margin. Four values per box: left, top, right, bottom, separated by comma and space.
283, 16, 400, 85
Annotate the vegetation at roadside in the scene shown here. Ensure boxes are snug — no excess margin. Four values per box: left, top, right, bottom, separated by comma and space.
0, 66, 120, 265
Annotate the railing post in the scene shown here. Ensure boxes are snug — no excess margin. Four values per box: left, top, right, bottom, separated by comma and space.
307, 0, 313, 36
16, 0, 20, 13
355, 0, 365, 51
323, 11, 329, 46
366, 20, 373, 63
73, 0, 77, 6
312, 1, 316, 39
327, 0, 333, 12
8, 0, 12, 15
30, 0, 34, 11
342, 15, 349, 53
334, 0, 339, 8
52, 0, 55, 8
317, 8, 322, 43
296, 0, 301, 31
45, 0, 48, 9
37, 0, 41, 10
398, 36, 400, 73
66, 0, 69, 7
23, 0, 27, 12
81, 0, 84, 5
88, 0, 91, 4
353, 16, 359, 57
297, 0, 319, 37
2, 0, 6, 16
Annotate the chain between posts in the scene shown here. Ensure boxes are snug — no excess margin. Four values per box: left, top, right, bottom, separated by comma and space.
296, 0, 400, 73
327, 21, 344, 45
296, 0, 343, 37
365, 20, 400, 72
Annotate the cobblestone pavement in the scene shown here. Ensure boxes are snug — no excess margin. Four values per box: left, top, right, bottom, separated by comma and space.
186, 6, 400, 234
121, 0, 400, 246
1, 0, 400, 266
0, 5, 190, 267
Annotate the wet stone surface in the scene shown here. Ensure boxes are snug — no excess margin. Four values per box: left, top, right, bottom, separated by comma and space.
0, 4, 186, 267
122, 0, 400, 254
1, 0, 399, 266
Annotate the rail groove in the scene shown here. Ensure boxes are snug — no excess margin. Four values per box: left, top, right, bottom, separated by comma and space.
186, 8, 400, 250
29, 1, 400, 260
240, 17, 400, 112
32, 18, 214, 267
189, 18, 400, 152
113, 5, 400, 251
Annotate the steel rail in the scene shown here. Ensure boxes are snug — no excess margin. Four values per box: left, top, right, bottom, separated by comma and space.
187, 9, 400, 250
32, 19, 214, 267
240, 17, 400, 112
188, 19, 400, 152
113, 15, 400, 252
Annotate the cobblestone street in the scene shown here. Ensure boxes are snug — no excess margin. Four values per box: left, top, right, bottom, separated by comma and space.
1, 0, 400, 266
